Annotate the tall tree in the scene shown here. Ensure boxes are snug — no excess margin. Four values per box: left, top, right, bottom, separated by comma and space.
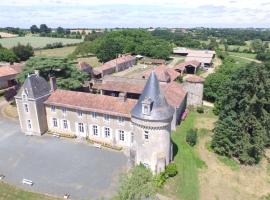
0, 47, 17, 62
39, 24, 51, 33
30, 25, 39, 33
17, 57, 89, 90
12, 43, 34, 61
211, 62, 270, 164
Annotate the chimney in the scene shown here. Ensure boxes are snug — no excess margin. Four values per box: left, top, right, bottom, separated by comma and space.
49, 76, 57, 91
34, 70, 40, 76
119, 92, 127, 102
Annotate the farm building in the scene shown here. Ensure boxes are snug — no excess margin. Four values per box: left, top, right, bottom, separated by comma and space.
173, 60, 201, 75
185, 50, 215, 67
93, 55, 136, 79
0, 63, 23, 89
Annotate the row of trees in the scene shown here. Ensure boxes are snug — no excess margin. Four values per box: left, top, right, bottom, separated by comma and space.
72, 29, 172, 62
0, 44, 34, 62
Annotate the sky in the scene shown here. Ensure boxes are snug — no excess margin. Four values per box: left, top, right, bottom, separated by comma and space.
1, 0, 270, 28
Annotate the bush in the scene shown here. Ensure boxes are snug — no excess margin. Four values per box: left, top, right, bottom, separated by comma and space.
153, 172, 166, 188
196, 106, 204, 113
165, 163, 178, 177
4, 88, 17, 102
186, 129, 198, 146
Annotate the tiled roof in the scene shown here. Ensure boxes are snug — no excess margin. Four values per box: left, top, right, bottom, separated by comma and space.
185, 75, 205, 83
0, 66, 19, 77
45, 89, 137, 118
143, 65, 180, 82
93, 76, 186, 108
95, 55, 135, 73
174, 60, 201, 71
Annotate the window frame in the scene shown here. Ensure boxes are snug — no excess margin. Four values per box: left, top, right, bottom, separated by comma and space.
52, 118, 58, 128
78, 122, 84, 133
63, 119, 68, 130
24, 104, 29, 113
51, 105, 56, 112
104, 127, 110, 138
92, 125, 98, 136
119, 130, 125, 141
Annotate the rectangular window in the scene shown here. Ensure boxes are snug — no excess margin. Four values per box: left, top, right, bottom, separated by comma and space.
93, 125, 98, 136
24, 104, 29, 112
62, 108, 67, 115
104, 114, 110, 122
63, 120, 68, 130
131, 132, 134, 143
27, 119, 32, 130
144, 131, 149, 140
118, 116, 124, 124
52, 118, 58, 127
51, 105, 56, 112
104, 127, 110, 138
91, 112, 97, 119
77, 110, 83, 117
78, 123, 84, 133
119, 130, 125, 141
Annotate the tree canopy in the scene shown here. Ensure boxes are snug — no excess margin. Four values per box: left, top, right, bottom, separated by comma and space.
211, 63, 270, 165
12, 44, 34, 61
0, 46, 17, 62
72, 29, 172, 62
17, 57, 89, 90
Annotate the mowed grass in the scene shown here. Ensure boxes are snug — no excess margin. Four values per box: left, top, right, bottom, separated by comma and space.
77, 56, 101, 68
161, 111, 206, 200
0, 181, 59, 200
34, 46, 77, 57
228, 52, 257, 59
0, 36, 83, 49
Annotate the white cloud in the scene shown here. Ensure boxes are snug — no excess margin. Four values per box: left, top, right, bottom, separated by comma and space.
0, 0, 269, 28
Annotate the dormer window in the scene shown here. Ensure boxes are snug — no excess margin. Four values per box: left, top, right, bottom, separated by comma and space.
142, 97, 153, 116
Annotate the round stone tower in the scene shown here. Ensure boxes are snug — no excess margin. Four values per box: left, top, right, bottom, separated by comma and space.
131, 72, 174, 173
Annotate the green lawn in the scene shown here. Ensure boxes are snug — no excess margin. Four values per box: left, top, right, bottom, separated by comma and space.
0, 36, 83, 49
34, 46, 77, 57
160, 111, 205, 200
228, 52, 257, 59
0, 181, 59, 200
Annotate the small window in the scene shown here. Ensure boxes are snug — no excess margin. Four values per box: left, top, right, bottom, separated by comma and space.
144, 131, 149, 140
52, 118, 58, 127
27, 119, 32, 130
62, 108, 67, 115
91, 112, 97, 119
143, 105, 149, 115
131, 132, 134, 143
104, 114, 110, 122
22, 94, 26, 100
51, 106, 56, 112
63, 120, 68, 130
93, 125, 98, 136
119, 130, 125, 141
78, 122, 84, 133
24, 104, 29, 112
77, 111, 83, 117
118, 116, 124, 124
104, 127, 110, 138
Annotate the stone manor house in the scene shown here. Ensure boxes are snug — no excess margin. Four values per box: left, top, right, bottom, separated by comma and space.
15, 71, 204, 173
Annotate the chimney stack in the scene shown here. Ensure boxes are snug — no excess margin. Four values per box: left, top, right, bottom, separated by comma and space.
49, 76, 57, 91
34, 70, 40, 76
119, 92, 127, 102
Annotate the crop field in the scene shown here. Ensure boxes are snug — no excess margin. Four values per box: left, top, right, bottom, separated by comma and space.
34, 46, 77, 57
0, 36, 83, 49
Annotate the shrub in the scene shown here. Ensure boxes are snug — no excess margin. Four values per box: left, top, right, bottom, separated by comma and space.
4, 88, 17, 102
186, 129, 198, 146
165, 163, 178, 177
153, 172, 166, 188
196, 106, 204, 113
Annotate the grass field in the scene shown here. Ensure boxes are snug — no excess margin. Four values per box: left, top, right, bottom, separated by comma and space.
0, 181, 59, 200
0, 36, 83, 49
228, 52, 257, 59
34, 46, 76, 57
77, 56, 101, 68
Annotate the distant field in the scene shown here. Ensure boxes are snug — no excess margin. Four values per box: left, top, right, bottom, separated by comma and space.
0, 32, 18, 38
34, 46, 76, 57
0, 36, 83, 49
228, 52, 257, 59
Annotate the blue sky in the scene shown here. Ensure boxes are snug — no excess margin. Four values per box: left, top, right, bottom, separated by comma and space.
1, 0, 270, 28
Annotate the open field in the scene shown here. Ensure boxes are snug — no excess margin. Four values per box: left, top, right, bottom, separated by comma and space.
0, 36, 83, 49
0, 32, 18, 38
228, 52, 257, 59
0, 181, 59, 200
77, 56, 101, 68
34, 46, 76, 57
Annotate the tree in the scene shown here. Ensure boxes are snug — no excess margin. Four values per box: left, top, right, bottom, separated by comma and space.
39, 24, 51, 33
211, 63, 270, 165
30, 25, 39, 33
56, 27, 65, 35
0, 47, 17, 62
17, 57, 89, 90
12, 43, 34, 61
113, 165, 156, 200
251, 39, 263, 53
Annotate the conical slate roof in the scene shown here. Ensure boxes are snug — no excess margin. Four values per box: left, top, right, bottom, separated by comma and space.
131, 72, 174, 121
17, 74, 51, 99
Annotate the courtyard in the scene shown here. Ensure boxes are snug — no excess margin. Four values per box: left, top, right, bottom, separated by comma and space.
0, 113, 128, 200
